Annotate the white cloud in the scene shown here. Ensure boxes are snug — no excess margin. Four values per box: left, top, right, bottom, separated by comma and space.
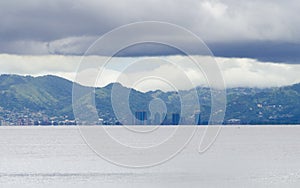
201, 1, 228, 19
0, 54, 299, 91
216, 57, 300, 88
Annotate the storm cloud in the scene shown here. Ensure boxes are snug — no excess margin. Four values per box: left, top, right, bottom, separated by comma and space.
0, 0, 300, 62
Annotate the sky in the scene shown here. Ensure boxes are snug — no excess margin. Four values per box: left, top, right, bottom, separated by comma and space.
0, 0, 299, 91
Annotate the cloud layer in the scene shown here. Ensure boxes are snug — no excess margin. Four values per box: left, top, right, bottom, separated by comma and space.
1, 54, 299, 91
0, 0, 300, 62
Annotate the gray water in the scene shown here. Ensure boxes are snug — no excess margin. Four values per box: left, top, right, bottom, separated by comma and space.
0, 126, 300, 188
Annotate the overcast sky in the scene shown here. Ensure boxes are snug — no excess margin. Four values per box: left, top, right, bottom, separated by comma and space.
0, 0, 299, 90
1, 0, 300, 62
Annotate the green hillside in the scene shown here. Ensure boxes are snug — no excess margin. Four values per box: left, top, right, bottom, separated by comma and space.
0, 74, 299, 125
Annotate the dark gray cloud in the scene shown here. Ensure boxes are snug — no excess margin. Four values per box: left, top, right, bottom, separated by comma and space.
208, 42, 300, 63
0, 0, 300, 63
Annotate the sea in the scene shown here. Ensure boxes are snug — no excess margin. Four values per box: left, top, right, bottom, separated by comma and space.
0, 126, 299, 188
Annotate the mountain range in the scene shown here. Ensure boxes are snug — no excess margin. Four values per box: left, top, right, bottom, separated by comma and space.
0, 74, 299, 125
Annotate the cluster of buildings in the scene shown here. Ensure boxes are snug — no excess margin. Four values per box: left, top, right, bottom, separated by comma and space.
0, 108, 76, 126
132, 111, 202, 125
0, 106, 203, 126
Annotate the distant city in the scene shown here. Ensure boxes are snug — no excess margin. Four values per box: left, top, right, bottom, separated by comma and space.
0, 107, 202, 126
0, 107, 76, 126
0, 75, 300, 126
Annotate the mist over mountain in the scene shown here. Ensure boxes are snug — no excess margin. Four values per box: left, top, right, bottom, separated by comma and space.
0, 74, 299, 125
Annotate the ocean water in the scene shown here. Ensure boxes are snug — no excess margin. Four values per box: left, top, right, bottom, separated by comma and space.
0, 126, 299, 188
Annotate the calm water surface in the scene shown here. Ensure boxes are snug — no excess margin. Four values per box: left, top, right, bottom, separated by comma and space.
0, 126, 299, 188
